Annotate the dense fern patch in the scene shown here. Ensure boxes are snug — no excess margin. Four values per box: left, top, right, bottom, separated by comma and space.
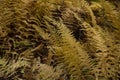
0, 0, 120, 80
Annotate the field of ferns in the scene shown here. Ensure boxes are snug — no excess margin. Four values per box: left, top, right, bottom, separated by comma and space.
0, 0, 120, 80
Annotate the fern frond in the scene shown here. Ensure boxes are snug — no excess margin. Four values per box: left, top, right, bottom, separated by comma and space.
0, 0, 27, 27
0, 54, 30, 79
73, 9, 119, 80
32, 58, 61, 80
44, 16, 93, 80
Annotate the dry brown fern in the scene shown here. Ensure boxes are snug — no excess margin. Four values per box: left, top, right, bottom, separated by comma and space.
0, 0, 119, 80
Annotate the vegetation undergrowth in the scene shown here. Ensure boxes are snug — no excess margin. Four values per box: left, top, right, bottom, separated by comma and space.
0, 0, 120, 80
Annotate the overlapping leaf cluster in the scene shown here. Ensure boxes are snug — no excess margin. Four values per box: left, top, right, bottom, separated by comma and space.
0, 0, 119, 80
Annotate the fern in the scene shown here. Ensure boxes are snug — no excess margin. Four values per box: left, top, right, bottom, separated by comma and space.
73, 6, 119, 80
44, 16, 93, 80
0, 54, 30, 79
0, 0, 119, 80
